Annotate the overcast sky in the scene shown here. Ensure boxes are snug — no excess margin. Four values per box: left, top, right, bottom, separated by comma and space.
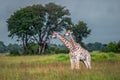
0, 0, 120, 45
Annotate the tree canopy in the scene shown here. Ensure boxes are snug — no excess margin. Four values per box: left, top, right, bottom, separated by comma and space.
71, 21, 91, 47
7, 3, 72, 54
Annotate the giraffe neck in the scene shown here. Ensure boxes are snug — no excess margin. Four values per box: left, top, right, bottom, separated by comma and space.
69, 34, 77, 48
57, 33, 74, 51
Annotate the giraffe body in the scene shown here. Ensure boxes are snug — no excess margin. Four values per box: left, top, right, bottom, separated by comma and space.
65, 30, 91, 69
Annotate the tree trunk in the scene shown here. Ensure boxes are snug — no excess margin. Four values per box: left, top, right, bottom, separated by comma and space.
41, 43, 46, 54
38, 42, 46, 55
22, 35, 26, 54
38, 45, 41, 55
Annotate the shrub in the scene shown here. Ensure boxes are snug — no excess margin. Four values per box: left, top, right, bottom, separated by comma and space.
57, 54, 69, 61
91, 52, 109, 61
108, 52, 116, 57
9, 50, 20, 56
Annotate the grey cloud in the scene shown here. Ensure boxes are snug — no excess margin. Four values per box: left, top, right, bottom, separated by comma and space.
0, 0, 120, 45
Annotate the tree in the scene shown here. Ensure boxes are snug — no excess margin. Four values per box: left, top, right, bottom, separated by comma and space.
86, 42, 107, 51
7, 3, 72, 54
116, 41, 120, 52
7, 44, 20, 51
7, 5, 40, 54
35, 3, 72, 54
71, 21, 91, 46
107, 42, 117, 52
0, 41, 7, 53
7, 44, 21, 55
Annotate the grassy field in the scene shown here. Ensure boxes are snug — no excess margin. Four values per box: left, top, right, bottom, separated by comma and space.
0, 52, 120, 80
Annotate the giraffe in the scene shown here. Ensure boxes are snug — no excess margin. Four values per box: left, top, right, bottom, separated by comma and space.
64, 30, 91, 69
51, 32, 80, 69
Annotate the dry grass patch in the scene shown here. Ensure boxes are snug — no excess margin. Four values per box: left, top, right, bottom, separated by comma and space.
0, 53, 120, 80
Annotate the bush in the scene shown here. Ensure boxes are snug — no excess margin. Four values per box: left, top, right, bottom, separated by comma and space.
57, 54, 69, 61
45, 45, 69, 54
9, 50, 20, 56
108, 52, 116, 57
98, 53, 109, 59
91, 51, 118, 61
55, 49, 69, 54
91, 52, 109, 61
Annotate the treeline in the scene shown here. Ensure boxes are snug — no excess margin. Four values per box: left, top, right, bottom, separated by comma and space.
0, 41, 20, 54
48, 41, 120, 53
0, 41, 69, 55
86, 41, 120, 53
0, 41, 120, 55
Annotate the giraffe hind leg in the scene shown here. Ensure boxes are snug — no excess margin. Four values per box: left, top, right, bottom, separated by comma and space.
87, 61, 91, 69
84, 58, 91, 69
87, 59, 91, 69
86, 56, 91, 69
83, 60, 89, 69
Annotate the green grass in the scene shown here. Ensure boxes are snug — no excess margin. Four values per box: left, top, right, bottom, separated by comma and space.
0, 52, 120, 80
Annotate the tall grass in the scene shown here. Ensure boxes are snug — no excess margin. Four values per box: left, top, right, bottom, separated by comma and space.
0, 52, 120, 80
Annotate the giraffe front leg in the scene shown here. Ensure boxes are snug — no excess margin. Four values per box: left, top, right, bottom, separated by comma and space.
70, 58, 75, 70
75, 57, 80, 69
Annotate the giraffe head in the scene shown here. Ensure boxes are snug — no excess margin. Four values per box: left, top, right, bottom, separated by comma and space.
64, 29, 73, 36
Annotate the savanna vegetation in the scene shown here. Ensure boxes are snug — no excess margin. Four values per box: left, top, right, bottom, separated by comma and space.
0, 52, 120, 80
0, 2, 120, 80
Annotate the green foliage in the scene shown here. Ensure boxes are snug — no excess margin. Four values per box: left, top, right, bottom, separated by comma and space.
45, 44, 69, 54
116, 41, 120, 53
91, 53, 109, 61
91, 51, 118, 61
7, 44, 20, 52
107, 42, 117, 52
55, 49, 69, 54
57, 54, 69, 61
86, 42, 107, 52
108, 52, 116, 57
7, 43, 21, 56
103, 41, 120, 53
0, 41, 7, 53
9, 50, 20, 56
71, 21, 91, 44
7, 3, 72, 54
86, 41, 120, 53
